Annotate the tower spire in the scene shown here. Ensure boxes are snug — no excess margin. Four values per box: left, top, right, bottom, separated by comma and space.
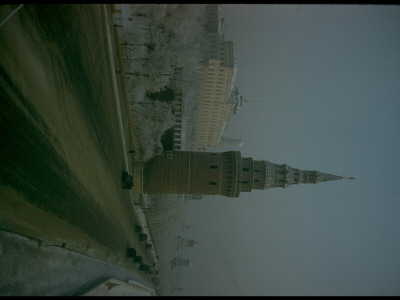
259, 161, 353, 190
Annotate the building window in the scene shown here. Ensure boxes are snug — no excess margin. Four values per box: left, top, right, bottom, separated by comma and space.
210, 165, 218, 169
255, 170, 260, 172
242, 180, 248, 184
243, 168, 249, 171
209, 182, 217, 185
254, 179, 259, 183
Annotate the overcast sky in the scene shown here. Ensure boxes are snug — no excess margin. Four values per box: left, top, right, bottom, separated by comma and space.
180, 4, 400, 296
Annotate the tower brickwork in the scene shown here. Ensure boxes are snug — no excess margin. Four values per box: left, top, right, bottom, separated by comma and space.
142, 151, 353, 198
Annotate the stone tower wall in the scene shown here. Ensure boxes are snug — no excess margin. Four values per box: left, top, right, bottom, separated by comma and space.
142, 151, 242, 197
189, 152, 224, 195
252, 160, 267, 190
142, 151, 191, 194
240, 157, 254, 192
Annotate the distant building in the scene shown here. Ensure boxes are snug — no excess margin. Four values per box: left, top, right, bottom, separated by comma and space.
171, 257, 191, 269
229, 86, 246, 116
177, 236, 198, 250
204, 4, 227, 39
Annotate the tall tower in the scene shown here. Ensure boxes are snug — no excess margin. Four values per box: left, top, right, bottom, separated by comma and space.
141, 151, 353, 197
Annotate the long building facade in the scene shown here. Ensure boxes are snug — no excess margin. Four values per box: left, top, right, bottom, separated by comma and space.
140, 151, 353, 198
192, 5, 239, 151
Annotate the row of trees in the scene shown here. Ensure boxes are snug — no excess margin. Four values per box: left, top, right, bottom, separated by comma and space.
118, 4, 208, 160
121, 4, 208, 94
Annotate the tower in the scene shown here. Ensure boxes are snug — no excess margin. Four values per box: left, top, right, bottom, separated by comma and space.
141, 150, 353, 197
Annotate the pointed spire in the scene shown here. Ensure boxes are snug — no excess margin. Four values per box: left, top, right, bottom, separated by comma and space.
315, 172, 355, 183
315, 171, 345, 183
259, 161, 354, 190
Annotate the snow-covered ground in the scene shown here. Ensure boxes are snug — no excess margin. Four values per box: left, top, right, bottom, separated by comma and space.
0, 230, 147, 296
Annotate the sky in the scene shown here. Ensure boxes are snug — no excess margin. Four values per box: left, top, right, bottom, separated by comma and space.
180, 4, 400, 296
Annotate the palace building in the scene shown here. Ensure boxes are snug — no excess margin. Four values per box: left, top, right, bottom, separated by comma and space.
192, 5, 239, 151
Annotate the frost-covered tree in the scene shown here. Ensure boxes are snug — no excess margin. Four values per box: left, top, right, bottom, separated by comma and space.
130, 100, 175, 161
117, 4, 208, 159
121, 3, 207, 93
